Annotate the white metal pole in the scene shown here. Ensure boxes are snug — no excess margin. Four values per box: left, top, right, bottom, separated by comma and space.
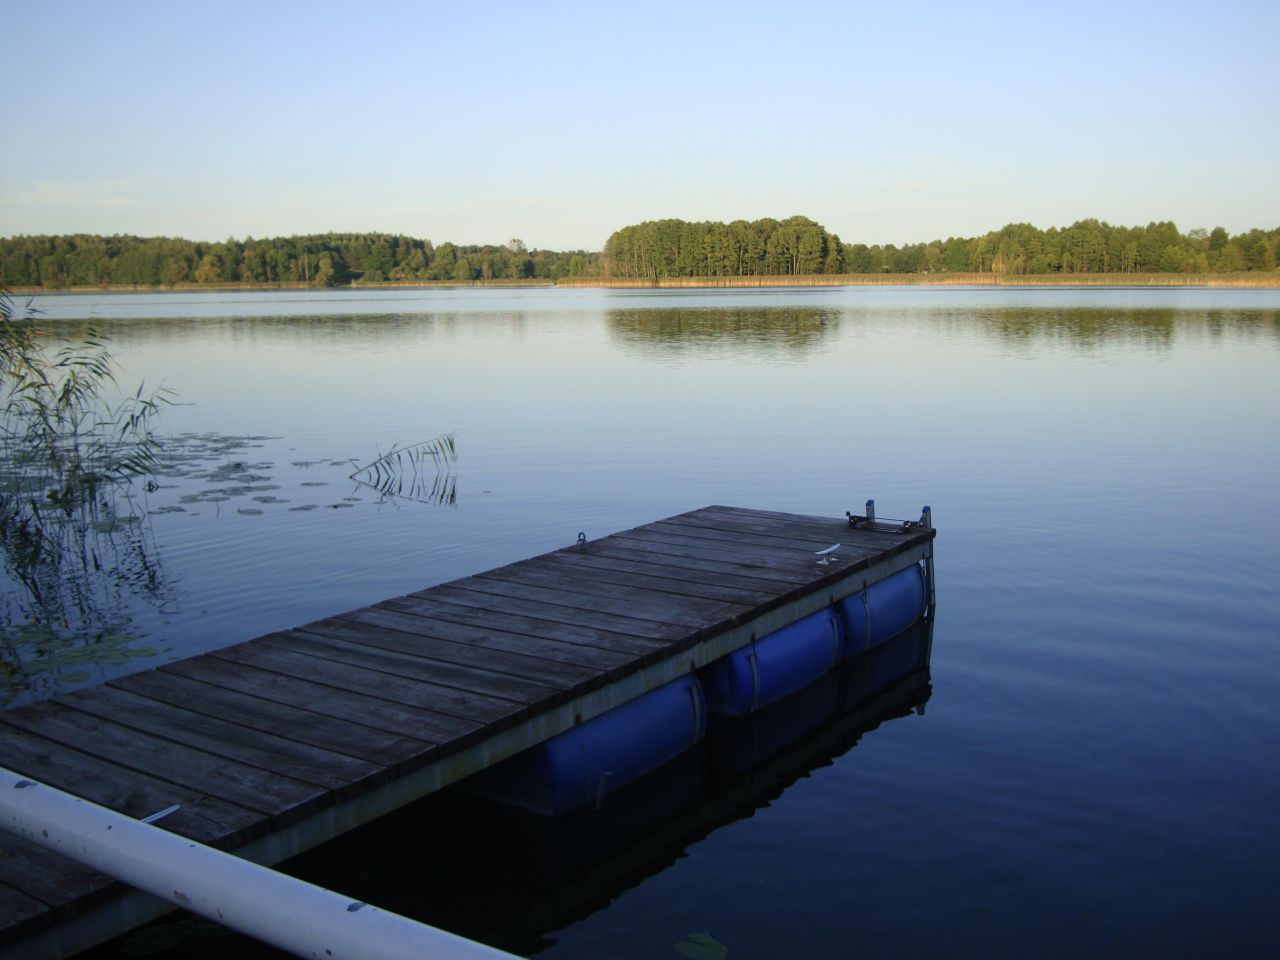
0, 766, 520, 960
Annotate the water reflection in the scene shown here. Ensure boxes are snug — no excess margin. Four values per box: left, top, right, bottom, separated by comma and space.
0, 486, 172, 706
86, 311, 539, 348
608, 304, 1280, 359
978, 308, 1176, 349
606, 307, 836, 359
349, 433, 459, 507
48, 298, 1280, 362
967, 307, 1280, 351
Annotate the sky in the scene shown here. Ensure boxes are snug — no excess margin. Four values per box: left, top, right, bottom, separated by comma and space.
3, 0, 1278, 251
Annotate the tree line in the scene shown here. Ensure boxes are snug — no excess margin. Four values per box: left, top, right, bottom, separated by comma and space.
1, 218, 1277, 289
847, 220, 1279, 276
602, 216, 846, 279
0, 233, 597, 289
603, 217, 1279, 278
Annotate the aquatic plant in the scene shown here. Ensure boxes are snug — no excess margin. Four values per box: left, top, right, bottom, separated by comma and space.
1, 293, 170, 501
0, 292, 173, 703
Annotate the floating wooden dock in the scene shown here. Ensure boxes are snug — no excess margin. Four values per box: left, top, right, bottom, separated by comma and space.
0, 504, 935, 958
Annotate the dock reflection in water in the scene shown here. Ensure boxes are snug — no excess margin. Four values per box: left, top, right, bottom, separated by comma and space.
283, 619, 934, 957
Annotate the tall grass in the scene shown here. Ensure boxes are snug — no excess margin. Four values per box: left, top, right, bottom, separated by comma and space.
1, 296, 169, 500
1, 292, 172, 703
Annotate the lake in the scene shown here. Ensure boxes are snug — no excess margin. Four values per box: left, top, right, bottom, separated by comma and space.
5, 285, 1280, 958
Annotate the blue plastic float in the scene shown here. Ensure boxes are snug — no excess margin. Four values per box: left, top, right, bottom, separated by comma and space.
837, 563, 928, 656
699, 605, 843, 717
469, 563, 930, 815
464, 674, 706, 816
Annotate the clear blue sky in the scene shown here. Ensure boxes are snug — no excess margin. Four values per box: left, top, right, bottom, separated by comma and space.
3, 0, 1277, 250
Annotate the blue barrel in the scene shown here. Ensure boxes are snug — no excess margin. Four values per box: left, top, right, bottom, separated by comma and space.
699, 605, 842, 717
838, 564, 927, 656
464, 674, 706, 816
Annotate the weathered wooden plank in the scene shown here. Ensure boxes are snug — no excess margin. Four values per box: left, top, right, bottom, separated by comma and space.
659, 517, 902, 558
160, 655, 470, 747
478, 554, 776, 609
674, 504, 848, 535
616, 524, 853, 563
379, 595, 670, 659
341, 603, 633, 674
552, 544, 807, 592
701, 504, 930, 544
2, 701, 326, 823
454, 571, 752, 628
0, 722, 257, 847
645, 518, 849, 554
61, 686, 384, 798
0, 882, 48, 942
275, 628, 566, 706
604, 519, 926, 579
311, 611, 603, 688
650, 519, 903, 569
0, 834, 112, 910
414, 584, 693, 642
114, 669, 429, 769
703, 503, 863, 526
531, 551, 783, 606
685, 505, 923, 550
590, 532, 820, 580
210, 637, 526, 729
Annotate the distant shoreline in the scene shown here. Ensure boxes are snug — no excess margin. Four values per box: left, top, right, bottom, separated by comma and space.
8, 272, 1279, 295
556, 272, 1280, 289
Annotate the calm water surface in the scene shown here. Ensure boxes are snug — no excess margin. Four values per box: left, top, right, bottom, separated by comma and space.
7, 286, 1280, 958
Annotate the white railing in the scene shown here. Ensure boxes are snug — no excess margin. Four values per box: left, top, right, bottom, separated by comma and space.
0, 766, 520, 960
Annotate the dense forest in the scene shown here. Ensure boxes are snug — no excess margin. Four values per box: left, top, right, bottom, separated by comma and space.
1, 218, 1277, 289
602, 217, 1280, 279
602, 216, 846, 279
0, 233, 595, 288
842, 220, 1279, 276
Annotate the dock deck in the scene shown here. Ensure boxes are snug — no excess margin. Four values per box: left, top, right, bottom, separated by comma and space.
0, 505, 935, 958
